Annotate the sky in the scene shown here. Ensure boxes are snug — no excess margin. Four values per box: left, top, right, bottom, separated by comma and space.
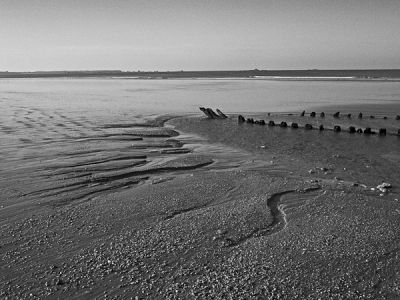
1, 0, 400, 71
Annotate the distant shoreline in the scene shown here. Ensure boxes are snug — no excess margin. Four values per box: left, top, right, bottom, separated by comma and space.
1, 69, 400, 79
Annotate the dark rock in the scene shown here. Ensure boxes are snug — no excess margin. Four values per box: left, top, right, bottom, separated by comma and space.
370, 115, 375, 119
398, 129, 400, 136
310, 112, 316, 117
349, 126, 356, 133
319, 124, 324, 131
300, 110, 305, 116
334, 125, 341, 132
347, 113, 352, 118
259, 120, 265, 125
320, 112, 325, 117
379, 128, 386, 136
268, 120, 275, 126
305, 124, 313, 130
358, 112, 363, 119
280, 121, 288, 128
383, 116, 388, 120
333, 112, 340, 118
238, 115, 245, 123
357, 128, 363, 133
396, 115, 400, 120
291, 122, 298, 128
255, 120, 260, 124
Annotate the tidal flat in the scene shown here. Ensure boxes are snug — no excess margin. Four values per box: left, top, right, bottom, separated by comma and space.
1, 79, 400, 299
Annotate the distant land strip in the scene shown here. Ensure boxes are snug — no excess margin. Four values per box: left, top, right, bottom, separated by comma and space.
1, 69, 400, 79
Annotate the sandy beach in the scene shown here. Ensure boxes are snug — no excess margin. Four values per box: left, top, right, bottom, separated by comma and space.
1, 97, 400, 299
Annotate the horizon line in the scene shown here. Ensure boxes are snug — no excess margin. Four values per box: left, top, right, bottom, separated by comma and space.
2, 68, 400, 73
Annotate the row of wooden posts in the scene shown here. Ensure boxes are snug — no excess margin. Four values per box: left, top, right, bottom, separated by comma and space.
198, 107, 400, 136
300, 110, 400, 120
238, 114, 400, 136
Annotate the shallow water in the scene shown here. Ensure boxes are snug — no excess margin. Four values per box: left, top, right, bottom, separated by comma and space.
1, 78, 399, 211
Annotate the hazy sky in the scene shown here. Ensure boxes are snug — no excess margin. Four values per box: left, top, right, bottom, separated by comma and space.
1, 0, 400, 71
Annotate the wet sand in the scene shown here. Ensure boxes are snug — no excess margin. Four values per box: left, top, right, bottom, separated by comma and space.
1, 104, 400, 299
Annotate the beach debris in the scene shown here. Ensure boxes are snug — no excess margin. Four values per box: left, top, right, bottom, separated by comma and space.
333, 112, 340, 118
333, 125, 341, 132
396, 115, 400, 120
199, 107, 213, 118
358, 112, 363, 119
310, 112, 316, 117
238, 115, 245, 123
349, 126, 356, 133
347, 113, 352, 118
377, 182, 391, 193
319, 124, 324, 131
300, 110, 305, 116
357, 128, 363, 133
305, 124, 313, 130
280, 121, 288, 128
199, 107, 227, 119
291, 122, 298, 128
308, 169, 315, 174
216, 109, 228, 119
207, 108, 220, 118
320, 112, 325, 117
268, 120, 275, 126
379, 128, 386, 136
